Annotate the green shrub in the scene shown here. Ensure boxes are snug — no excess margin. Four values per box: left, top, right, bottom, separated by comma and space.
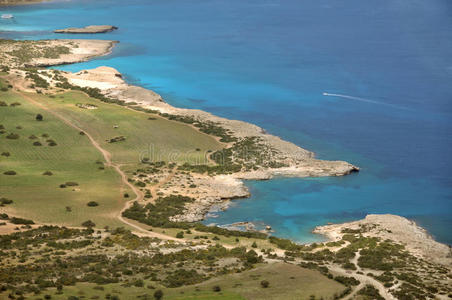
334, 276, 360, 286
153, 290, 163, 300
81, 220, 95, 228
87, 201, 99, 207
10, 217, 34, 225
260, 280, 269, 288
357, 284, 384, 300
163, 269, 205, 287
3, 170, 16, 175
6, 133, 19, 139
36, 114, 43, 121
0, 197, 13, 206
212, 285, 221, 292
268, 236, 301, 251
108, 136, 126, 143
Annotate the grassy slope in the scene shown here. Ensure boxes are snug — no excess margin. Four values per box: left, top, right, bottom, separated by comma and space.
182, 262, 346, 300
0, 86, 222, 228
0, 89, 128, 228
13, 262, 345, 300
35, 91, 223, 167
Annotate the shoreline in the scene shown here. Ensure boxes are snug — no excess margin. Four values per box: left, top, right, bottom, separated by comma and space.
0, 37, 359, 231
313, 214, 452, 266
0, 33, 359, 226
1, 7, 451, 299
58, 65, 359, 223
61, 66, 360, 180
7, 37, 448, 249
4, 37, 449, 257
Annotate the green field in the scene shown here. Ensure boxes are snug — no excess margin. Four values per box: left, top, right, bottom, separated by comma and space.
0, 89, 128, 228
1, 262, 345, 300
0, 84, 222, 228
35, 91, 223, 167
175, 262, 346, 300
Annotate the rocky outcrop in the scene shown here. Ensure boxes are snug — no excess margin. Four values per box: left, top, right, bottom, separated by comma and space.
167, 174, 250, 223
54, 25, 118, 34
314, 214, 452, 266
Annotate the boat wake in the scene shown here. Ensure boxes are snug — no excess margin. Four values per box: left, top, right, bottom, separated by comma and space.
322, 92, 407, 110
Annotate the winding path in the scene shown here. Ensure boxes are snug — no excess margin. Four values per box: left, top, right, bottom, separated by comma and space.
10, 89, 395, 298
329, 256, 395, 300
14, 89, 183, 242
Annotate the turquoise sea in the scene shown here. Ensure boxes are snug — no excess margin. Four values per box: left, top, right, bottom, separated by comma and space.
1, 0, 451, 243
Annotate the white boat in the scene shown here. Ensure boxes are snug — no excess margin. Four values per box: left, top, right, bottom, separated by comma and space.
1, 14, 14, 19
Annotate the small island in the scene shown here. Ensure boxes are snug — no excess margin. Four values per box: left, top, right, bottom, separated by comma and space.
54, 25, 118, 34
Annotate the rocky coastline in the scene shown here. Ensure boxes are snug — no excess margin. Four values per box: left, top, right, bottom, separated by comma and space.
62, 66, 360, 180
58, 65, 359, 222
1, 38, 360, 224
313, 214, 452, 266
0, 39, 117, 68
1, 5, 451, 297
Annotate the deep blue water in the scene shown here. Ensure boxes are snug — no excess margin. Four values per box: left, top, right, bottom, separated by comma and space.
1, 0, 451, 243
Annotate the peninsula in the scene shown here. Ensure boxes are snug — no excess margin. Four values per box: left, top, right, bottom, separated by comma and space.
0, 35, 450, 300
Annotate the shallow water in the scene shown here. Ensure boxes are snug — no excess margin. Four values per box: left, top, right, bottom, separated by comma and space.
1, 0, 451, 243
